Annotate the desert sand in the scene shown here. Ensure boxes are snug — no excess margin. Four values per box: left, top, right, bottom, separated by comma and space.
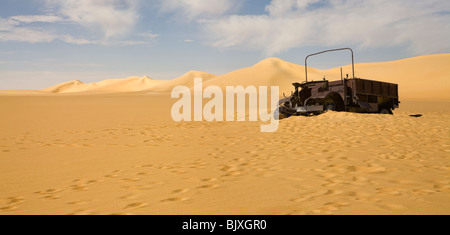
0, 54, 449, 215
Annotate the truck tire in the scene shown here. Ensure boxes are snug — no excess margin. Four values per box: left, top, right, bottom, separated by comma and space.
379, 108, 393, 115
324, 93, 345, 112
325, 104, 336, 111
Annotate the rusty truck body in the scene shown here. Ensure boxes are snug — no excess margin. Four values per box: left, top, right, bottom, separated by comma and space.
276, 48, 400, 118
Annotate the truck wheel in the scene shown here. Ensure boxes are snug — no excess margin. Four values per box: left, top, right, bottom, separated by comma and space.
379, 108, 393, 115
323, 94, 345, 111
325, 104, 336, 111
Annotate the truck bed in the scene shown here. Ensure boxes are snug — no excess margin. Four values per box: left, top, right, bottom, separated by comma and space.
347, 79, 399, 98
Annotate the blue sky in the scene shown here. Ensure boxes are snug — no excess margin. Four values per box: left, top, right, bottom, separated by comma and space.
1, 0, 449, 89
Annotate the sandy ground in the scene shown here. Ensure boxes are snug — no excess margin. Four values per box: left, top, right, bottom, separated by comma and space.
0, 54, 449, 215
0, 92, 449, 215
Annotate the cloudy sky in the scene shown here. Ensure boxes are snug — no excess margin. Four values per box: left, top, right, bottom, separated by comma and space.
1, 0, 449, 89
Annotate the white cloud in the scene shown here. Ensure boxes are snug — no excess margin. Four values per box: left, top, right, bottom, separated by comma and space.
59, 35, 94, 45
0, 15, 91, 44
0, 15, 94, 45
0, 27, 97, 45
9, 15, 64, 23
202, 0, 450, 55
0, 17, 18, 31
159, 0, 240, 20
1, 15, 63, 43
0, 0, 156, 46
103, 40, 154, 46
265, 0, 320, 17
0, 26, 156, 46
0, 27, 55, 43
140, 31, 160, 41
47, 0, 140, 39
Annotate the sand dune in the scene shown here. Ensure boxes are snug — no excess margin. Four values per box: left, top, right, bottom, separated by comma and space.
43, 76, 167, 94
150, 71, 217, 92
202, 54, 450, 101
43, 80, 86, 93
202, 58, 306, 93
39, 54, 450, 101
43, 72, 216, 94
322, 54, 450, 101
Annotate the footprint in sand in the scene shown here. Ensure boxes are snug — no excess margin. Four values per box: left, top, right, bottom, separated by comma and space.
140, 164, 154, 168
120, 194, 140, 200
42, 195, 61, 200
433, 183, 450, 191
172, 189, 190, 194
71, 184, 89, 191
197, 184, 219, 189
120, 178, 141, 183
104, 170, 124, 179
67, 209, 97, 215
200, 178, 218, 183
220, 164, 242, 177
309, 202, 350, 215
35, 189, 61, 200
125, 202, 148, 209
161, 197, 189, 203
290, 195, 314, 203
0, 197, 25, 210
411, 189, 439, 196
354, 196, 382, 203
321, 178, 346, 187
67, 200, 90, 206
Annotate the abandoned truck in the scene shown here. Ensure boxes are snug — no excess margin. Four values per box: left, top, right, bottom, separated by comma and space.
276, 48, 400, 119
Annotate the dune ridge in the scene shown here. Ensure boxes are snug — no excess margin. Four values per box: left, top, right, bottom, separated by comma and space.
42, 72, 217, 94
150, 71, 217, 92
37, 54, 450, 101
43, 80, 85, 93
42, 76, 167, 94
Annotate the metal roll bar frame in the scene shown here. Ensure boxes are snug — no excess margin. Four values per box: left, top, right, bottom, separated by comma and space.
305, 48, 355, 82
